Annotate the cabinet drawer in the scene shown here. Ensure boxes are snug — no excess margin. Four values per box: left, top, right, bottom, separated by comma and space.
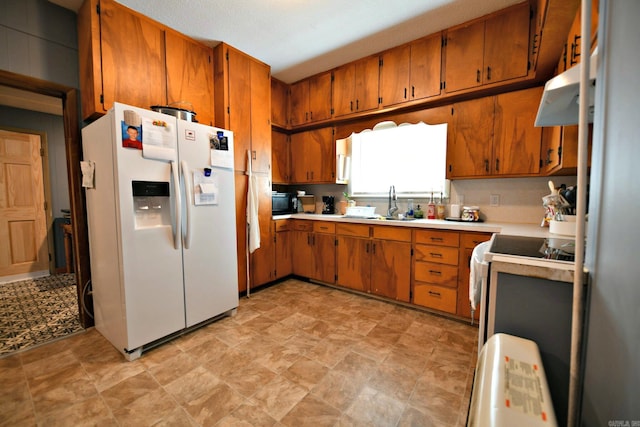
414, 244, 459, 265
336, 223, 370, 238
414, 262, 458, 287
292, 220, 313, 231
314, 222, 335, 234
275, 220, 291, 232
415, 229, 460, 247
373, 226, 412, 242
413, 283, 457, 314
460, 232, 492, 249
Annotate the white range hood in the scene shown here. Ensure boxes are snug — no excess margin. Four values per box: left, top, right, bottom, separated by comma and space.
535, 49, 598, 127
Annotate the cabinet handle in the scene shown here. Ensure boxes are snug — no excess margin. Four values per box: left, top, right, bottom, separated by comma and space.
429, 270, 442, 276
429, 252, 443, 258
305, 112, 309, 121
350, 101, 353, 112
484, 159, 489, 172
356, 99, 359, 110
428, 290, 441, 297
366, 243, 370, 253
486, 66, 492, 80
306, 171, 309, 180
495, 158, 500, 172
532, 33, 539, 55
476, 70, 481, 83
310, 111, 313, 120
430, 237, 443, 242
252, 150, 256, 160
411, 86, 415, 98
311, 171, 314, 180
372, 243, 376, 254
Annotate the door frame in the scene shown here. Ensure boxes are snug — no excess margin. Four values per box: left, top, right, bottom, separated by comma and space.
0, 69, 93, 328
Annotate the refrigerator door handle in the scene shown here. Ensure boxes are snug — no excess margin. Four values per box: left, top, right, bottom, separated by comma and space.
171, 160, 181, 250
181, 160, 192, 250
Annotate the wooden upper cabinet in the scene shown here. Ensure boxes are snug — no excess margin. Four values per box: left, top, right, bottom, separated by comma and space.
271, 78, 289, 128
444, 2, 531, 93
290, 127, 335, 183
493, 87, 542, 176
450, 96, 495, 177
449, 86, 543, 178
380, 33, 442, 107
79, 0, 166, 120
214, 43, 271, 173
165, 31, 214, 126
290, 72, 332, 126
271, 130, 290, 184
333, 55, 380, 117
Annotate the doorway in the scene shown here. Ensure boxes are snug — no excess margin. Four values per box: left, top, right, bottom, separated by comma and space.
0, 70, 93, 334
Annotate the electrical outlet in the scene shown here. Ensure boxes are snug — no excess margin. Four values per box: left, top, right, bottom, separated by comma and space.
490, 194, 500, 207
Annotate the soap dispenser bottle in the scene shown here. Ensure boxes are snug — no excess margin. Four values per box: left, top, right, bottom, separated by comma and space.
414, 204, 424, 219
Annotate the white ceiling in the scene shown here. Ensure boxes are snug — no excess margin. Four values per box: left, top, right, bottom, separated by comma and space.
50, 0, 523, 84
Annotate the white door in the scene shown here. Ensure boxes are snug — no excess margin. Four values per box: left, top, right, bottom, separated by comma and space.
177, 120, 239, 327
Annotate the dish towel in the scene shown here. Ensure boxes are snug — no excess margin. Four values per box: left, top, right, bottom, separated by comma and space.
247, 151, 261, 254
469, 240, 491, 315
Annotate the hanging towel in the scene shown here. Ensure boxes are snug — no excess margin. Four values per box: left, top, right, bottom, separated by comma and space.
469, 240, 491, 311
247, 151, 261, 253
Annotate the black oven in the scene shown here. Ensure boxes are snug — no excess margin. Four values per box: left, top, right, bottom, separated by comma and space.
272, 192, 294, 215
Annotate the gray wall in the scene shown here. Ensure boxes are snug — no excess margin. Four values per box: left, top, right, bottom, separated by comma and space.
0, 105, 69, 216
582, 0, 640, 425
0, 0, 78, 88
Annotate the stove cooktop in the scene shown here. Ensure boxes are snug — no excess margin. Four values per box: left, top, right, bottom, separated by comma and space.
489, 235, 576, 262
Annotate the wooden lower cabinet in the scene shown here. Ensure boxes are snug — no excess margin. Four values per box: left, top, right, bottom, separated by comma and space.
412, 229, 460, 314
457, 232, 492, 320
274, 220, 292, 279
292, 221, 335, 283
336, 224, 411, 302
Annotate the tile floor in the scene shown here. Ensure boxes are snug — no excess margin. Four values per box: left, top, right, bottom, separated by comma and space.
0, 278, 479, 426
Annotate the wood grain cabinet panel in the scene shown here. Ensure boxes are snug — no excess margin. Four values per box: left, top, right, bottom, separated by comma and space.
333, 56, 380, 117
271, 130, 290, 184
290, 127, 335, 183
380, 33, 442, 107
290, 72, 332, 126
444, 2, 530, 93
164, 31, 214, 126
449, 86, 543, 178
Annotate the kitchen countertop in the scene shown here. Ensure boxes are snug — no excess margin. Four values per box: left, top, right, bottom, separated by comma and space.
273, 213, 556, 238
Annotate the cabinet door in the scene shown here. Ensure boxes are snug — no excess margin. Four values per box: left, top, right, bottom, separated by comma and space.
332, 63, 357, 117
336, 235, 370, 292
443, 20, 485, 93
493, 87, 542, 175
271, 131, 290, 184
289, 80, 308, 126
165, 31, 214, 126
409, 34, 442, 101
99, 0, 167, 112
354, 56, 380, 113
310, 233, 336, 283
250, 179, 274, 288
380, 44, 410, 107
457, 232, 491, 320
371, 240, 411, 302
483, 2, 531, 85
449, 97, 494, 177
275, 230, 292, 279
250, 60, 272, 174
290, 128, 334, 183
271, 78, 289, 127
292, 231, 313, 277
227, 49, 253, 171
308, 72, 332, 123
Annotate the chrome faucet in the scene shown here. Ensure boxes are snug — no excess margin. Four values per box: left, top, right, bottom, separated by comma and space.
387, 185, 398, 217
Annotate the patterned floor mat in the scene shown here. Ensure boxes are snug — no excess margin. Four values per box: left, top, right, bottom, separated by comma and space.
0, 274, 84, 356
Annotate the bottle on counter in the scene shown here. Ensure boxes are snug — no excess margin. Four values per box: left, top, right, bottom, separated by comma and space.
436, 192, 445, 220
427, 192, 436, 219
414, 204, 424, 218
406, 199, 414, 218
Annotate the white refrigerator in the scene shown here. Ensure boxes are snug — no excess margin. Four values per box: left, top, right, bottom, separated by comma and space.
82, 102, 238, 360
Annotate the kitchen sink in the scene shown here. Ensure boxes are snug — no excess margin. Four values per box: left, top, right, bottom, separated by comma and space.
382, 217, 416, 221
